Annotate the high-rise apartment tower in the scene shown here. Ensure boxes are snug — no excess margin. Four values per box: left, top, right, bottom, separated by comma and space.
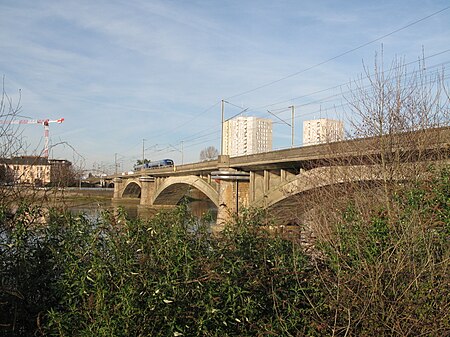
303, 118, 344, 145
222, 116, 272, 157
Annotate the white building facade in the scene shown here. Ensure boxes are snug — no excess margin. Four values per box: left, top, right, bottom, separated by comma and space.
223, 116, 273, 157
303, 118, 344, 146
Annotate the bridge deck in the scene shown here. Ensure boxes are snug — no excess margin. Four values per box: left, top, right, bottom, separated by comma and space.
108, 126, 449, 178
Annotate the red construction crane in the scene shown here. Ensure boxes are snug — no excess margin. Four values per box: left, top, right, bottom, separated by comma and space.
0, 117, 64, 157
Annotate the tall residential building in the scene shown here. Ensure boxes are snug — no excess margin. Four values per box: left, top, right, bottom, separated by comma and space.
223, 116, 272, 157
303, 118, 344, 146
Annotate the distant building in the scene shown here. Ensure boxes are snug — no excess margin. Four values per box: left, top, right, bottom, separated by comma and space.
0, 156, 72, 186
223, 116, 273, 157
303, 118, 344, 146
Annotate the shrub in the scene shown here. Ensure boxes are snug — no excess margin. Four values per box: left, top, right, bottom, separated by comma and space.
317, 168, 450, 335
43, 206, 324, 336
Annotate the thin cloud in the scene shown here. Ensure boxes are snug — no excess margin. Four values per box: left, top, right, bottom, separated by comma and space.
0, 0, 449, 169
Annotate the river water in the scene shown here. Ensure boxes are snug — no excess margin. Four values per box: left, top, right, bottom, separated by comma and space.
69, 198, 217, 224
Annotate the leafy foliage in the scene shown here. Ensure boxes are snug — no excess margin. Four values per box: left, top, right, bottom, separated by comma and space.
318, 168, 450, 335
43, 206, 323, 336
0, 168, 448, 336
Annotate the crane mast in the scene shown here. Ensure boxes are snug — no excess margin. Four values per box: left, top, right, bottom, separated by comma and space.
0, 117, 64, 157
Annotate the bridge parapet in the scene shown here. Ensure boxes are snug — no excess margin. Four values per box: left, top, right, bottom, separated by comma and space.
111, 127, 449, 226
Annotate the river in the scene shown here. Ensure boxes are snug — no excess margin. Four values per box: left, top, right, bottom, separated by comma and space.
66, 189, 218, 224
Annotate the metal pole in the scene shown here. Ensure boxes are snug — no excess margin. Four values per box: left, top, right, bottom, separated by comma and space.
142, 139, 145, 164
221, 99, 224, 155
290, 105, 295, 148
236, 180, 239, 214
181, 141, 184, 165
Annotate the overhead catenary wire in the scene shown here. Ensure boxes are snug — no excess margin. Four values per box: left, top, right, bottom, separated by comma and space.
257, 70, 450, 129
224, 5, 450, 101
147, 6, 450, 150
149, 55, 450, 163
154, 59, 450, 161
165, 52, 450, 161
243, 57, 450, 119
256, 49, 450, 111
128, 7, 450, 164
223, 60, 450, 132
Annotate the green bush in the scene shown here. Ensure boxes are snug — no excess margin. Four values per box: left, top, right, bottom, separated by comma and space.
318, 168, 450, 335
0, 205, 68, 336
42, 205, 323, 336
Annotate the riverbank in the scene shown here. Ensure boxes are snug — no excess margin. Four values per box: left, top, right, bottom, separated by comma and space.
41, 187, 113, 207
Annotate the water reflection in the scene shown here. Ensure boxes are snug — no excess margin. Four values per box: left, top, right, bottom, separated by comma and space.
69, 199, 217, 225
69, 200, 138, 221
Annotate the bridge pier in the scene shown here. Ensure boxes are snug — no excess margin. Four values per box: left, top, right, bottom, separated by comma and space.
212, 169, 250, 228
113, 177, 124, 200
139, 176, 156, 206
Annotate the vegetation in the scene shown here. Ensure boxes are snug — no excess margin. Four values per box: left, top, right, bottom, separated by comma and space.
200, 146, 219, 161
136, 159, 151, 166
0, 166, 448, 336
1, 57, 448, 336
315, 168, 450, 335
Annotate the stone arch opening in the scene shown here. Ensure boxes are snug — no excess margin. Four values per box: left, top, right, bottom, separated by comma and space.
153, 176, 219, 220
122, 181, 141, 198
154, 183, 218, 220
153, 176, 219, 207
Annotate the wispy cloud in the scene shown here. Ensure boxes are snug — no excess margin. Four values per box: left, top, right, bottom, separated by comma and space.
1, 0, 449, 170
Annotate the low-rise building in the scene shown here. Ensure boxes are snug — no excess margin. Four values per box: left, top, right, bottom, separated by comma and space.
0, 156, 72, 186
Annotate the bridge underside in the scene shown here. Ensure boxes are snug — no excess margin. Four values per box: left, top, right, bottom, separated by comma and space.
153, 183, 216, 206
266, 180, 384, 226
154, 183, 192, 205
122, 182, 141, 198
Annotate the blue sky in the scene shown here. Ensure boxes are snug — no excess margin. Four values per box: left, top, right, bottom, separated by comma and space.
1, 0, 449, 173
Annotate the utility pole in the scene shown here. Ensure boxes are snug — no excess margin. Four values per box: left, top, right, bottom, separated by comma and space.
267, 107, 294, 148
115, 153, 118, 175
289, 105, 295, 148
181, 140, 184, 165
221, 99, 225, 155
142, 138, 146, 164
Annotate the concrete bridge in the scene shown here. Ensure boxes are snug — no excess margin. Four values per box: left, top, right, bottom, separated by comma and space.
111, 127, 450, 226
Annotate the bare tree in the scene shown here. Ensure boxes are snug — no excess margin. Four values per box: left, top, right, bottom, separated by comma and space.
347, 55, 449, 138
0, 77, 26, 158
295, 54, 450, 335
199, 146, 219, 161
342, 54, 450, 215
0, 78, 29, 208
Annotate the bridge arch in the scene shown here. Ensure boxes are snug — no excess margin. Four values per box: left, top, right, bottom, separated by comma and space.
255, 165, 385, 209
153, 176, 219, 207
122, 179, 142, 198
